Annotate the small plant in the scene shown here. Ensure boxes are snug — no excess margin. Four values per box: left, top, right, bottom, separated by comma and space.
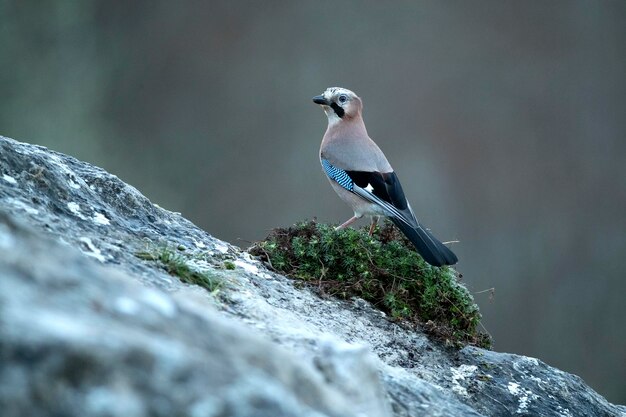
250, 220, 491, 348
136, 247, 221, 293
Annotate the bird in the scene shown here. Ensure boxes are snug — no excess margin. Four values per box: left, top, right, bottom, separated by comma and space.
312, 87, 458, 267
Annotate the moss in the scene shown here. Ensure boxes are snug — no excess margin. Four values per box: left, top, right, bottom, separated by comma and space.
250, 220, 491, 348
223, 260, 236, 270
136, 247, 221, 293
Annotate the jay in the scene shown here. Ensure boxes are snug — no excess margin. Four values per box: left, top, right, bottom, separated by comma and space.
313, 87, 458, 267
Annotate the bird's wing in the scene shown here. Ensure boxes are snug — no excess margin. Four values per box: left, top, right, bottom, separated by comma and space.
321, 158, 417, 227
321, 158, 458, 266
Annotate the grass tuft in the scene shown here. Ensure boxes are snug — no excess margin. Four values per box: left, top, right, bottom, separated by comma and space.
250, 220, 491, 348
136, 248, 221, 293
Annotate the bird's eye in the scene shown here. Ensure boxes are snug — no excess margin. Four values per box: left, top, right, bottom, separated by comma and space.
338, 94, 348, 104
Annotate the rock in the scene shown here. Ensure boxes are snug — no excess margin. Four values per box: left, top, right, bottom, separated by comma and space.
0, 214, 362, 417
0, 135, 624, 417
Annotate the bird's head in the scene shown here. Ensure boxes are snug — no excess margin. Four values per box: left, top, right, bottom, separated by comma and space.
312, 87, 362, 124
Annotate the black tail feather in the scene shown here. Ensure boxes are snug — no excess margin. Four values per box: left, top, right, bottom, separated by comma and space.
391, 218, 458, 267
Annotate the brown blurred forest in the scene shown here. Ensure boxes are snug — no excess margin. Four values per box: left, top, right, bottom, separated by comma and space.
1, 1, 624, 404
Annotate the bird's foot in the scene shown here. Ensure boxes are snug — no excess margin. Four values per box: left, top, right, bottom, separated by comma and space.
335, 216, 359, 230
368, 216, 379, 236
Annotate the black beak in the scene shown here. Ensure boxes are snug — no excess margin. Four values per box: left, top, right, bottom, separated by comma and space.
312, 95, 330, 105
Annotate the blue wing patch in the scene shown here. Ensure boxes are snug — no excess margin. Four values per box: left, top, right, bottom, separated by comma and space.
321, 159, 353, 191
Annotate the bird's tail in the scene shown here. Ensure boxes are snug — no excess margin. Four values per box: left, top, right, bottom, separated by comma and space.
391, 218, 458, 267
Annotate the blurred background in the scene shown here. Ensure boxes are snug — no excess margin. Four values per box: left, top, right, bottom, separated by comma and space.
1, 1, 624, 404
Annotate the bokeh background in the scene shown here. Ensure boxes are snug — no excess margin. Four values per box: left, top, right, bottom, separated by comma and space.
1, 1, 624, 404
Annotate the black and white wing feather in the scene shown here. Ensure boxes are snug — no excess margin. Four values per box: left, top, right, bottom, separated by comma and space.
322, 158, 458, 266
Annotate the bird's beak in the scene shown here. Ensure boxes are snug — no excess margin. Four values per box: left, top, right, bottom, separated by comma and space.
312, 95, 330, 105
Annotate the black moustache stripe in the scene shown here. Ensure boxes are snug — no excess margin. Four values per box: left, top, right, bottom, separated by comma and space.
330, 102, 345, 118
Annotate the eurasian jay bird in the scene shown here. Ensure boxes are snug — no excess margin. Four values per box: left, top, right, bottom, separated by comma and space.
313, 87, 458, 267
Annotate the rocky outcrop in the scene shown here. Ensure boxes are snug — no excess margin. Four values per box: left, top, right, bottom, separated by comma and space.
0, 135, 623, 417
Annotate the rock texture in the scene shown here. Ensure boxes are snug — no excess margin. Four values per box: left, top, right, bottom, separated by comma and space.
0, 135, 624, 417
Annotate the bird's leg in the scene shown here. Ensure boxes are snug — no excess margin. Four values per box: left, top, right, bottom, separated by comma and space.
335, 216, 359, 230
369, 216, 379, 236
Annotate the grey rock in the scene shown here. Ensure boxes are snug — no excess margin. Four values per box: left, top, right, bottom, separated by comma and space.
0, 135, 624, 417
457, 347, 626, 416
0, 212, 369, 417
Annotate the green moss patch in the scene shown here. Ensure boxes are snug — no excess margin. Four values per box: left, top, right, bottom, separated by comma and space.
136, 248, 221, 293
250, 220, 490, 348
